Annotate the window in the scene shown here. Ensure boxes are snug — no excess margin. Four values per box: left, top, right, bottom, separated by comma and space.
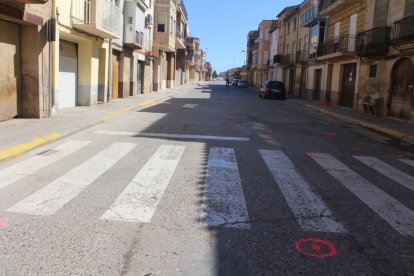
373, 0, 390, 27
293, 18, 297, 31
369, 64, 377, 78
157, 13, 166, 32
170, 16, 174, 34
287, 22, 291, 34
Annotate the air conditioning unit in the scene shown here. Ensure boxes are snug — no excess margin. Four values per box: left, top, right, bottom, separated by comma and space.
145, 14, 153, 26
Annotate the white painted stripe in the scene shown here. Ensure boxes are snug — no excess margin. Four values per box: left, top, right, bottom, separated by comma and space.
201, 147, 250, 228
101, 145, 185, 223
95, 130, 250, 142
309, 153, 414, 237
260, 150, 347, 233
0, 140, 91, 190
8, 142, 136, 216
400, 159, 414, 168
354, 156, 414, 192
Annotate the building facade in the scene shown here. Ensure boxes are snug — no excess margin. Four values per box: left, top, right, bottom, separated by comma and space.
356, 0, 414, 120
0, 0, 52, 120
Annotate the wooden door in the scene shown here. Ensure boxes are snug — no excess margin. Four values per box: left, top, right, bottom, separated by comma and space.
0, 20, 20, 121
341, 63, 357, 108
390, 58, 414, 119
112, 52, 119, 99
314, 69, 322, 101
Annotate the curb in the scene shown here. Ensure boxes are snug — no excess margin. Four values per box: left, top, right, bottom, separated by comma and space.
0, 95, 173, 163
304, 104, 414, 145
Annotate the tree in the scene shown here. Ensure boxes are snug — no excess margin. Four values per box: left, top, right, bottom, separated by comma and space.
212, 70, 218, 79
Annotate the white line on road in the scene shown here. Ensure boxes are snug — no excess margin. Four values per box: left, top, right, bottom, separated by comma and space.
400, 159, 414, 168
8, 142, 136, 216
95, 130, 250, 142
309, 153, 414, 237
200, 147, 250, 228
260, 150, 347, 233
354, 156, 414, 192
101, 145, 185, 223
0, 140, 91, 190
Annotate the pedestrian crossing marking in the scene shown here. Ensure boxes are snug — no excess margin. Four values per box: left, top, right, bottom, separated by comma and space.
200, 147, 250, 228
101, 145, 186, 223
310, 153, 414, 237
260, 150, 347, 233
0, 140, 91, 190
400, 159, 414, 168
354, 156, 414, 192
8, 142, 136, 216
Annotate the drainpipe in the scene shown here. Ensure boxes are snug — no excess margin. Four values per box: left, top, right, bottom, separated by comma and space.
108, 39, 113, 102
49, 0, 57, 117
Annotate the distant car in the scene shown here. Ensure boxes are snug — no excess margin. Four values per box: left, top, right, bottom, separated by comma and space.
232, 79, 239, 86
238, 80, 248, 88
259, 81, 286, 100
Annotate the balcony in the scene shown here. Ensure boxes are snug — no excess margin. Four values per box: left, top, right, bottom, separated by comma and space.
176, 28, 186, 49
302, 5, 326, 27
273, 54, 282, 64
247, 40, 259, 49
356, 27, 391, 57
296, 50, 307, 64
319, 0, 359, 16
281, 54, 294, 67
317, 35, 356, 60
71, 0, 122, 39
392, 15, 414, 48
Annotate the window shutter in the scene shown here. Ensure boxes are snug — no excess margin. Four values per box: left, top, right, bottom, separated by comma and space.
373, 0, 390, 27
405, 0, 414, 17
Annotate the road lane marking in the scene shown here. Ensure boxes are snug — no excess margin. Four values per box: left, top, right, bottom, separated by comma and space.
354, 156, 414, 192
260, 150, 347, 233
139, 99, 157, 108
0, 140, 91, 190
8, 142, 136, 216
400, 159, 414, 168
95, 130, 250, 142
309, 153, 414, 237
0, 133, 61, 161
101, 145, 185, 223
102, 108, 130, 120
200, 147, 250, 228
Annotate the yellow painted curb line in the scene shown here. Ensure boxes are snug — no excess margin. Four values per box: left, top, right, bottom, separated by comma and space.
305, 104, 406, 140
102, 108, 130, 120
0, 132, 61, 161
139, 99, 157, 108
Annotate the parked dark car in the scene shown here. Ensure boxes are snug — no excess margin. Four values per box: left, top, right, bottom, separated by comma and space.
259, 81, 286, 100
237, 80, 248, 88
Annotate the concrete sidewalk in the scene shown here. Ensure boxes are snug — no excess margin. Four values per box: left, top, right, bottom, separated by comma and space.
0, 85, 193, 162
291, 98, 414, 146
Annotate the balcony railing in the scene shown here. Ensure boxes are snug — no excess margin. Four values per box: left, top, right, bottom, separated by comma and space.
317, 35, 356, 58
296, 50, 307, 64
273, 54, 282, 64
281, 54, 294, 66
247, 41, 259, 48
71, 0, 122, 39
392, 15, 414, 46
356, 27, 391, 57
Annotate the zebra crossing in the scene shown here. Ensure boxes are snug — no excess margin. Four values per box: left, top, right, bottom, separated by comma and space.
0, 139, 413, 237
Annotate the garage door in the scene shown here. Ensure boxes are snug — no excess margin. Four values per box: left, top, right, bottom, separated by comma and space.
59, 40, 77, 108
0, 20, 20, 121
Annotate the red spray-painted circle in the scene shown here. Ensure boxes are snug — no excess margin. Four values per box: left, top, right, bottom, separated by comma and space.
0, 218, 5, 229
295, 238, 337, 258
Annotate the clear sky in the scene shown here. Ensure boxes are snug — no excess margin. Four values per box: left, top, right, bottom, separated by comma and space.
184, 0, 300, 74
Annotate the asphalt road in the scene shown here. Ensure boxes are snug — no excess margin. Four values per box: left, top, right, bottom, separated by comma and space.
1, 82, 414, 275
